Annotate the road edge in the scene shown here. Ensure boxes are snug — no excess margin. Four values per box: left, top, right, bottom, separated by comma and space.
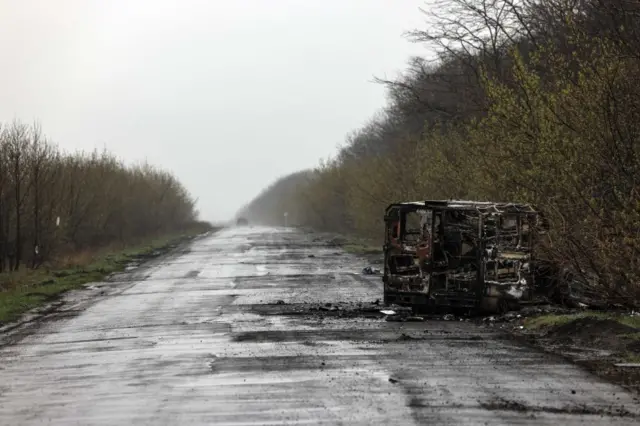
0, 229, 218, 347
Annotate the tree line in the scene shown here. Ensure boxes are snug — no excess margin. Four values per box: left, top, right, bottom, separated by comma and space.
239, 0, 640, 307
0, 120, 202, 272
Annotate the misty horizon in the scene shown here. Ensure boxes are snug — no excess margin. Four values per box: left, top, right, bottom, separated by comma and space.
0, 0, 427, 222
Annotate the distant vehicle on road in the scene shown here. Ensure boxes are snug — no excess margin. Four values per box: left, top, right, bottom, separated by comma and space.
236, 217, 249, 226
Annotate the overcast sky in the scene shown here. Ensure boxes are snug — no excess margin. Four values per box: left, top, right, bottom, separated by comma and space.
0, 0, 427, 221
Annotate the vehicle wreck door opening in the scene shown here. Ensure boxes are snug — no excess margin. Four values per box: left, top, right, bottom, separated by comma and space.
382, 203, 433, 306
428, 208, 482, 309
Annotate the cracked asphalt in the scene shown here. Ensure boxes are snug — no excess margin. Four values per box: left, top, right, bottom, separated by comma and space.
1, 226, 639, 425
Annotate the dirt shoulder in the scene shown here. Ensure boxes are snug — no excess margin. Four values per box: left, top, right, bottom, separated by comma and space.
484, 309, 640, 394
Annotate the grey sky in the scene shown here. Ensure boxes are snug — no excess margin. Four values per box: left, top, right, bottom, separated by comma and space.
0, 0, 427, 221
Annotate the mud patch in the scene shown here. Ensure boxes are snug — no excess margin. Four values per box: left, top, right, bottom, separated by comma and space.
34, 336, 138, 346
543, 317, 638, 349
397, 333, 424, 341
106, 272, 152, 283
300, 340, 331, 347
508, 315, 640, 393
480, 396, 637, 418
231, 328, 396, 343
251, 251, 309, 262
207, 354, 361, 374
234, 244, 252, 253
184, 270, 200, 278
232, 274, 335, 290
231, 328, 500, 345
0, 308, 83, 348
575, 359, 640, 393
407, 396, 428, 408
245, 242, 324, 251
243, 301, 387, 319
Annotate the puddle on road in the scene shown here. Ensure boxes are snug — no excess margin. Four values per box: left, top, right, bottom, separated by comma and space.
232, 274, 335, 290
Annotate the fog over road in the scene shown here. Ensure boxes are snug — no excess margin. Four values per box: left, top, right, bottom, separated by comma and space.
1, 227, 639, 425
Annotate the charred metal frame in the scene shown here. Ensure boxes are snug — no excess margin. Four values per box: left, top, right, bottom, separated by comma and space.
382, 200, 539, 313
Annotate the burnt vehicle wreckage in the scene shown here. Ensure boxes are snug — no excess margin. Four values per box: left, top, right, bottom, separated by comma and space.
382, 200, 549, 314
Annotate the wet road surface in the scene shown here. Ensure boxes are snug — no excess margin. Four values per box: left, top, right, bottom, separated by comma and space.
1, 226, 639, 425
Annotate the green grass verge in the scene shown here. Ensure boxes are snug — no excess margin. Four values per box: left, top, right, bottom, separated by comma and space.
524, 311, 640, 331
0, 229, 210, 325
621, 352, 640, 363
335, 237, 382, 255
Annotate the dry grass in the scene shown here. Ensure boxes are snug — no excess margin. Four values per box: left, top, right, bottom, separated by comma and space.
54, 250, 99, 269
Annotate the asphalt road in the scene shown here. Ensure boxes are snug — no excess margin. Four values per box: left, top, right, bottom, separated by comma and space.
1, 226, 639, 425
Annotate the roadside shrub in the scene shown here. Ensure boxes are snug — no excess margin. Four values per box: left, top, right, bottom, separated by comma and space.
240, 0, 640, 307
0, 121, 203, 271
